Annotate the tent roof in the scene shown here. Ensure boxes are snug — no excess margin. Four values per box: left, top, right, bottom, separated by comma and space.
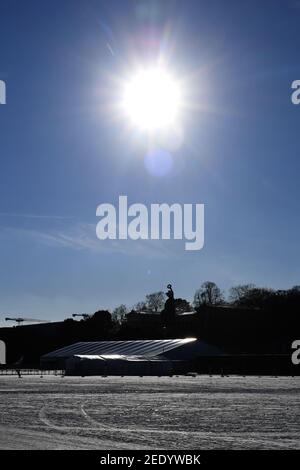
42, 338, 197, 360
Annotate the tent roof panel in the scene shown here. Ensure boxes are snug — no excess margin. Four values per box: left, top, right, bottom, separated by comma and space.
42, 338, 197, 359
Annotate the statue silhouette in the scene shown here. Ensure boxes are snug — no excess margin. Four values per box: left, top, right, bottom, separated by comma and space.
161, 284, 175, 327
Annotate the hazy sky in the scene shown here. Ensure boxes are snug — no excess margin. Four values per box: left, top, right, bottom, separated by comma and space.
0, 0, 300, 323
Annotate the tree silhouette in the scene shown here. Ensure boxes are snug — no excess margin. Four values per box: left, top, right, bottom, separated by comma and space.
113, 304, 128, 323
146, 291, 165, 312
134, 301, 147, 312
194, 281, 224, 307
229, 284, 256, 305
229, 285, 273, 308
174, 298, 192, 313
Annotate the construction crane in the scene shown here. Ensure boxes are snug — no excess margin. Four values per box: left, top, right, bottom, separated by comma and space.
72, 313, 91, 320
5, 317, 49, 326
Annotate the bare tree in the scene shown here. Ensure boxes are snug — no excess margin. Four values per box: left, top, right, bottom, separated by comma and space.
112, 304, 128, 323
290, 285, 300, 293
174, 298, 192, 313
194, 281, 224, 307
146, 291, 165, 312
229, 284, 256, 305
134, 301, 147, 312
229, 284, 273, 308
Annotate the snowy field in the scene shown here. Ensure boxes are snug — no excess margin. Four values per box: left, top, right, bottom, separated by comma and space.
0, 375, 299, 450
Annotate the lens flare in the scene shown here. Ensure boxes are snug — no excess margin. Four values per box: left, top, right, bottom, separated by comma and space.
144, 148, 173, 177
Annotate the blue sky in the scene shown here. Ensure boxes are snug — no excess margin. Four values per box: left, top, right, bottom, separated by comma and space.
0, 0, 300, 323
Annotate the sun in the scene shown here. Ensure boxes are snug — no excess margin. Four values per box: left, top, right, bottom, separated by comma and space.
121, 67, 182, 131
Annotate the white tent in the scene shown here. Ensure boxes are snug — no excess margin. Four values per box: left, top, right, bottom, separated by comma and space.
65, 354, 174, 376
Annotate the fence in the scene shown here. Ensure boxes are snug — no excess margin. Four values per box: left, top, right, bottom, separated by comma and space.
0, 368, 64, 376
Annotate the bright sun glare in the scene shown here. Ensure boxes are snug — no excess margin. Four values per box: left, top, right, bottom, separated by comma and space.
121, 67, 182, 131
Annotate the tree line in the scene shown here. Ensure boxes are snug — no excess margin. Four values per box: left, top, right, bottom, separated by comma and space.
111, 281, 300, 323
2, 281, 299, 365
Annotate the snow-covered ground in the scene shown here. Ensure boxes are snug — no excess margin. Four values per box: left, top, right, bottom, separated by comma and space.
0, 375, 299, 449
